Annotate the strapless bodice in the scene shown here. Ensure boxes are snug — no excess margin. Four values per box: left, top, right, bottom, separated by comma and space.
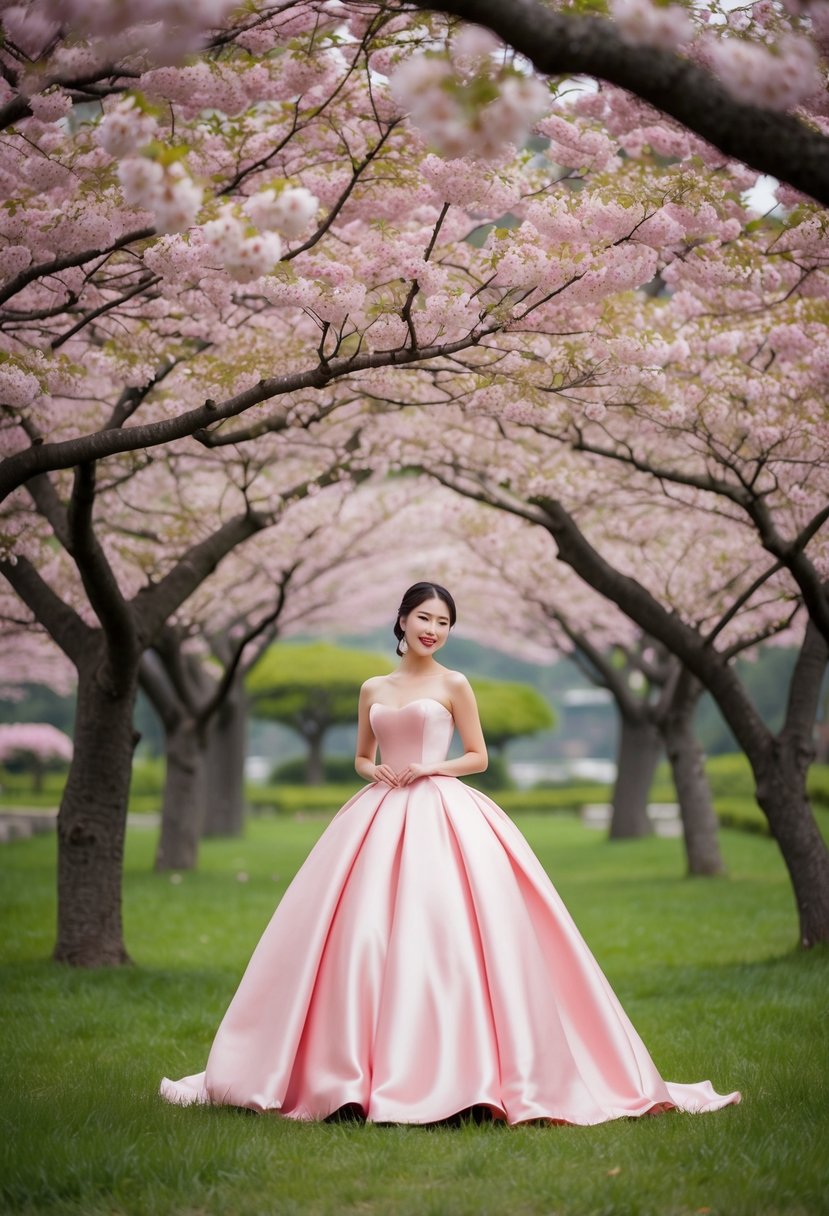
369, 698, 454, 771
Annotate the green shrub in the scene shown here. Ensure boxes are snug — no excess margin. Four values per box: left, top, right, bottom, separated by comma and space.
807, 764, 829, 807
247, 783, 361, 815
271, 755, 359, 784
129, 756, 165, 796
463, 754, 514, 792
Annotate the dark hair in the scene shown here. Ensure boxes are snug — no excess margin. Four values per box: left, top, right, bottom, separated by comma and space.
394, 582, 457, 657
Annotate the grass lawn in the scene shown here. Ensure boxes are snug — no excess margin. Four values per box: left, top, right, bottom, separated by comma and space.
1, 813, 827, 1216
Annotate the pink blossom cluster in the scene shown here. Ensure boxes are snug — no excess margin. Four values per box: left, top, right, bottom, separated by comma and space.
611, 0, 694, 50
389, 28, 549, 161
242, 187, 319, 240
706, 32, 821, 111
34, 0, 241, 65
420, 154, 522, 212
0, 360, 41, 409
536, 115, 619, 173
117, 158, 203, 234
200, 185, 318, 282
0, 722, 72, 763
97, 96, 159, 158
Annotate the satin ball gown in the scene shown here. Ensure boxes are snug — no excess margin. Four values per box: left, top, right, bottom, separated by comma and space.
160, 697, 740, 1124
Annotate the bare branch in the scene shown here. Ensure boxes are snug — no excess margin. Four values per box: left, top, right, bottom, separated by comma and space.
67, 462, 137, 670
0, 554, 90, 663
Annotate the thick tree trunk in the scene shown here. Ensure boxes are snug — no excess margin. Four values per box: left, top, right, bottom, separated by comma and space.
661, 674, 725, 877
755, 740, 829, 948
203, 684, 248, 838
155, 719, 207, 871
54, 656, 137, 966
306, 732, 325, 786
609, 713, 660, 839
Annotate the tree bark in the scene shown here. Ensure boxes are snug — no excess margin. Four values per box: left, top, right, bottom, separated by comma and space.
661, 672, 724, 877
609, 713, 660, 839
752, 623, 829, 947
203, 682, 248, 837
154, 718, 207, 871
755, 740, 829, 949
53, 653, 137, 966
306, 731, 325, 785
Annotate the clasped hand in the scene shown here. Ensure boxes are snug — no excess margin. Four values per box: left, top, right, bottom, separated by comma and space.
372, 763, 431, 787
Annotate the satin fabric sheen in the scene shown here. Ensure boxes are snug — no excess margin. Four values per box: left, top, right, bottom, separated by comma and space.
160, 698, 740, 1125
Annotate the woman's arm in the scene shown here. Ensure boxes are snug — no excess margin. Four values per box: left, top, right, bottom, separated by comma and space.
397, 674, 488, 785
354, 680, 400, 785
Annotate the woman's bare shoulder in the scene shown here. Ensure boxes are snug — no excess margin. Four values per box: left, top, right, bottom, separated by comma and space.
361, 674, 393, 698
442, 668, 473, 695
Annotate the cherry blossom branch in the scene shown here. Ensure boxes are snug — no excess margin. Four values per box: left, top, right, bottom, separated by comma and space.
0, 227, 155, 309
421, 0, 829, 205
743, 497, 829, 642
703, 558, 786, 648
132, 511, 269, 644
24, 471, 71, 548
568, 431, 829, 643
0, 554, 90, 662
547, 606, 641, 718
0, 65, 133, 131
105, 349, 208, 430
50, 273, 161, 352
198, 561, 298, 726
0, 334, 484, 502
67, 461, 137, 672
419, 457, 772, 754
719, 602, 801, 663
283, 120, 402, 262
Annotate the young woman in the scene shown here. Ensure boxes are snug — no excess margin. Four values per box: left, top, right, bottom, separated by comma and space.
161, 581, 740, 1125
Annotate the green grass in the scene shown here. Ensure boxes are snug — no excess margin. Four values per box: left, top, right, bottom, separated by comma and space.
2, 816, 828, 1215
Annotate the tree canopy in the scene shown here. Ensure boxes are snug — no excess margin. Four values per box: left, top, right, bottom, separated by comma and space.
469, 678, 555, 752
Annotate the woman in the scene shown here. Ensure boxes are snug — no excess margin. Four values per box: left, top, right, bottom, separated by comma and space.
160, 581, 740, 1124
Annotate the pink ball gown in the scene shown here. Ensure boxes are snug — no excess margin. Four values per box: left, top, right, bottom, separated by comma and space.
160, 698, 740, 1124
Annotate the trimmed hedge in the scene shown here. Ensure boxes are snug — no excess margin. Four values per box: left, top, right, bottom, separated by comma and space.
246, 783, 613, 817
5, 756, 829, 839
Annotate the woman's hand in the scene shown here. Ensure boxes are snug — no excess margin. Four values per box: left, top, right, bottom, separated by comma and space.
396, 762, 432, 787
371, 764, 399, 786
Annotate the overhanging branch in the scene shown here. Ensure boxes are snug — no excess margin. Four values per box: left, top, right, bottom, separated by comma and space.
419, 0, 829, 205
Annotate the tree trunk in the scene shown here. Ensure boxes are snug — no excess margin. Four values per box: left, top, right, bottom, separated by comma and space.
203, 683, 248, 838
54, 656, 137, 967
530, 496, 829, 945
155, 718, 207, 871
661, 673, 725, 877
306, 731, 325, 785
609, 713, 660, 839
755, 738, 829, 948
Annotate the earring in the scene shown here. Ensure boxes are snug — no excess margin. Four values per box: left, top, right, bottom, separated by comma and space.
400, 637, 408, 655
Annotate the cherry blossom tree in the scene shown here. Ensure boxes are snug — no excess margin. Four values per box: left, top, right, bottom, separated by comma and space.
1, 0, 828, 970
435, 494, 804, 875
0, 426, 354, 963
0, 720, 72, 790
416, 0, 829, 204
143, 477, 413, 870
393, 421, 826, 942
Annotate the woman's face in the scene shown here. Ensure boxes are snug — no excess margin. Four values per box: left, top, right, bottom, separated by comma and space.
400, 596, 452, 656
